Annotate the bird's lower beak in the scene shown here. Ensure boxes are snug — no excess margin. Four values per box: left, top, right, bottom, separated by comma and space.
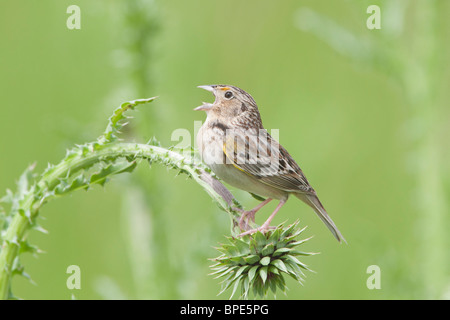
194, 102, 213, 111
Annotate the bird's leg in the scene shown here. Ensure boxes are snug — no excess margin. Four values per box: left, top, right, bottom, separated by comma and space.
235, 198, 272, 231
238, 199, 287, 237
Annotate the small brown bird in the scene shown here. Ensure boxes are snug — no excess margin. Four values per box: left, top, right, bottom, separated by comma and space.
195, 84, 345, 243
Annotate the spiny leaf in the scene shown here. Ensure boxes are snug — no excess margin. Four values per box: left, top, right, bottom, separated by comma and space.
254, 231, 266, 249
89, 160, 137, 186
233, 265, 249, 280
209, 266, 228, 277
288, 237, 313, 247
55, 175, 88, 195
285, 255, 312, 271
19, 240, 42, 255
229, 278, 241, 300
232, 238, 251, 255
268, 227, 282, 244
285, 225, 308, 240
259, 266, 268, 284
241, 275, 250, 299
269, 275, 278, 295
243, 255, 260, 265
273, 247, 292, 257
268, 265, 280, 275
147, 136, 161, 146
0, 189, 14, 205
99, 97, 157, 144
280, 222, 297, 239
270, 259, 288, 273
290, 250, 319, 256
17, 163, 37, 197
259, 256, 271, 266
261, 243, 274, 256
248, 265, 259, 283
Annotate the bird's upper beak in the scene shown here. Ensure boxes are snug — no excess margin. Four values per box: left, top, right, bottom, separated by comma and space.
194, 85, 216, 111
197, 85, 215, 93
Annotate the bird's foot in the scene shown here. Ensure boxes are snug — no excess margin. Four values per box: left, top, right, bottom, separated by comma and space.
233, 198, 273, 231
237, 223, 276, 237
234, 207, 256, 231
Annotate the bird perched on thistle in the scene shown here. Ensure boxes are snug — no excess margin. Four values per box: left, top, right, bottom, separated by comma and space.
195, 84, 345, 243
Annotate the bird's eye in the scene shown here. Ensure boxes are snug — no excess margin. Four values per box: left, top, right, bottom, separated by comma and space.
224, 91, 234, 99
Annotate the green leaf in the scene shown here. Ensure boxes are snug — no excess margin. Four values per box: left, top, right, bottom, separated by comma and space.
268, 227, 282, 244
249, 238, 258, 255
228, 256, 246, 265
17, 164, 36, 196
280, 222, 297, 239
209, 266, 228, 277
233, 238, 251, 255
18, 241, 41, 255
290, 250, 318, 256
259, 266, 268, 283
218, 276, 238, 296
213, 265, 237, 279
99, 97, 157, 144
284, 261, 304, 281
254, 231, 267, 249
287, 237, 313, 247
89, 161, 137, 187
253, 278, 263, 297
273, 274, 287, 293
261, 243, 274, 256
276, 274, 287, 293
66, 175, 89, 193
285, 225, 307, 240
0, 189, 14, 205
270, 259, 288, 273
229, 278, 241, 300
233, 265, 249, 280
248, 265, 259, 282
285, 255, 311, 271
243, 255, 260, 265
268, 265, 280, 275
269, 274, 278, 295
241, 275, 250, 299
259, 256, 271, 266
273, 247, 291, 257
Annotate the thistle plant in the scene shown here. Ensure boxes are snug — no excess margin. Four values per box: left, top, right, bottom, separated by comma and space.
210, 220, 316, 299
0, 97, 316, 300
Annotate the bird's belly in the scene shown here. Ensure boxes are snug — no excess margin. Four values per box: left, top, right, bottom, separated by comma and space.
209, 162, 287, 200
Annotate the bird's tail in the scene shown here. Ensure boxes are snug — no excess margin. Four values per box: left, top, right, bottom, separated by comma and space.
295, 193, 346, 243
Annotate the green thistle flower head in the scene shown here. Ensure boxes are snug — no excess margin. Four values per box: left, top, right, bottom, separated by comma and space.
210, 220, 317, 299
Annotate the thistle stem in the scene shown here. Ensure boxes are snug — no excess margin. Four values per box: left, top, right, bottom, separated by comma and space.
0, 142, 238, 299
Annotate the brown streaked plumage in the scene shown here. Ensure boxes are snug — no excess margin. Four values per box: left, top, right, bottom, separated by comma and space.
195, 84, 345, 243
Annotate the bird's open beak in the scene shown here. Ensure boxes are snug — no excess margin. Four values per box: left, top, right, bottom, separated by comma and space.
194, 85, 216, 111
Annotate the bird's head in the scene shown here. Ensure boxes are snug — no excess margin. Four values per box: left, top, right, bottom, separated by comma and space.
195, 84, 263, 128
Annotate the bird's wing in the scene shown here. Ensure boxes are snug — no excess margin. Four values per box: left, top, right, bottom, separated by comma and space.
223, 129, 314, 193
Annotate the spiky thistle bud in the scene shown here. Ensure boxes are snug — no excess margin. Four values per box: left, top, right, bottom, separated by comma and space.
210, 220, 317, 299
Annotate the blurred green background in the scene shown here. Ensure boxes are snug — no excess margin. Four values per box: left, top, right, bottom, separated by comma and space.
1, 0, 449, 299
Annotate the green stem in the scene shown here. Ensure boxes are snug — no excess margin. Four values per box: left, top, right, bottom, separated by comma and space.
0, 142, 238, 299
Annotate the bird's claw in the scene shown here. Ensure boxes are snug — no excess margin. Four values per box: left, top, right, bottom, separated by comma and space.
237, 224, 276, 237
236, 208, 256, 231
